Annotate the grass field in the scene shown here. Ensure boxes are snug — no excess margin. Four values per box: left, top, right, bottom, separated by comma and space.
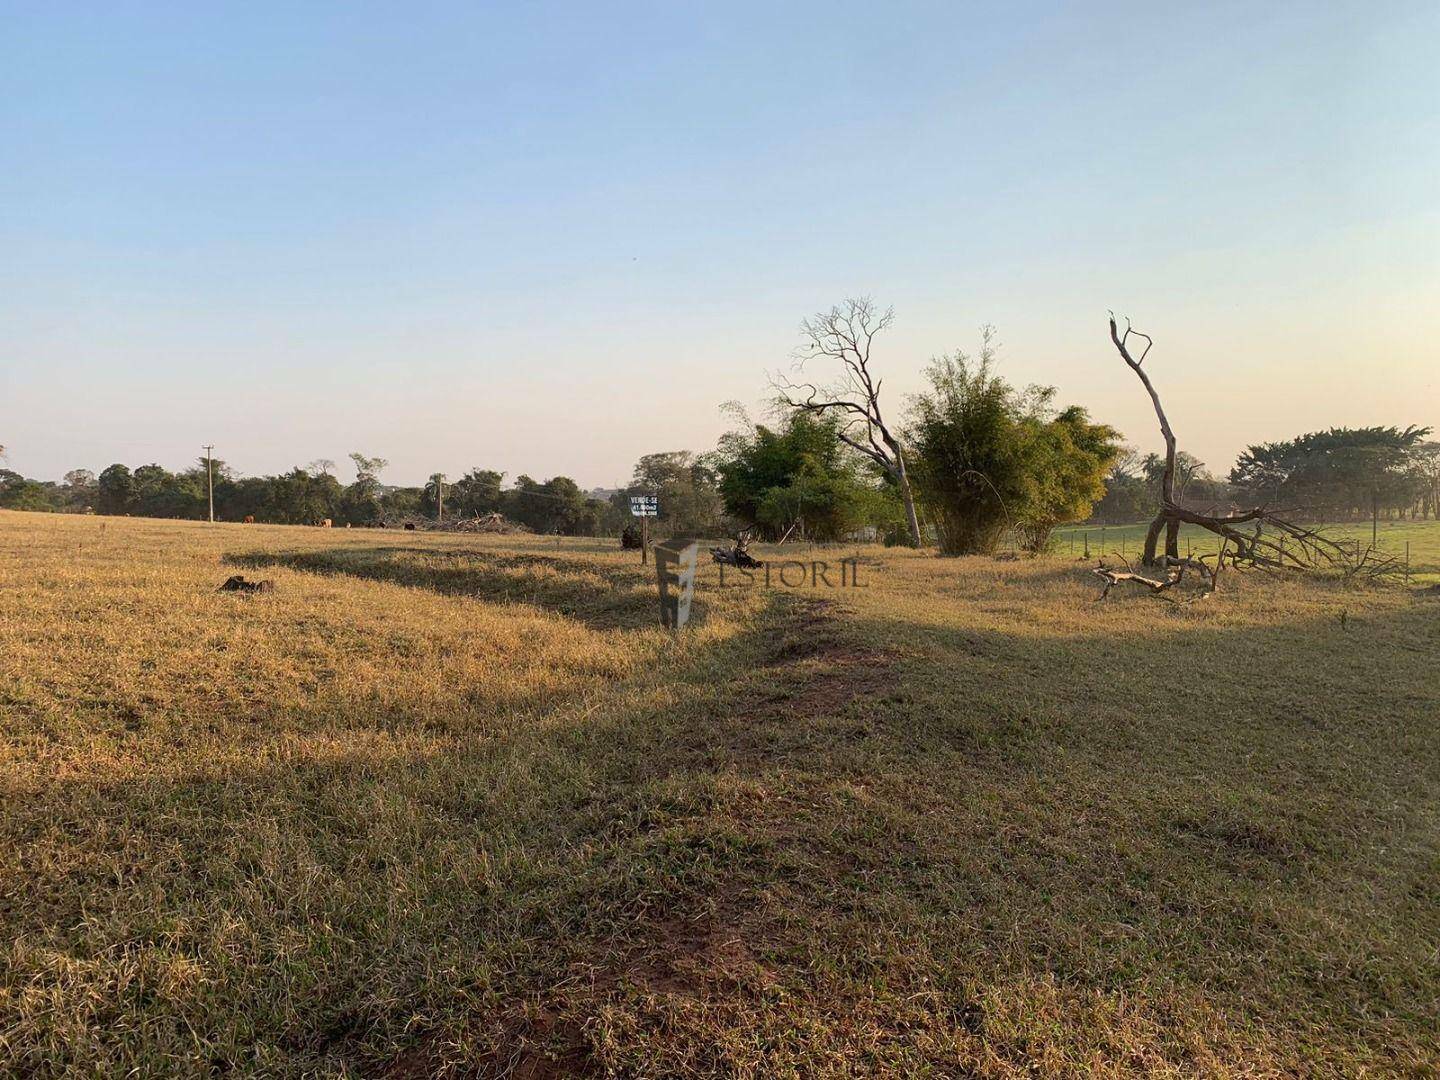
2, 510, 1438, 1077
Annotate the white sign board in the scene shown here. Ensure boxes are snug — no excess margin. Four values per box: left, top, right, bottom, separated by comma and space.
630, 495, 658, 517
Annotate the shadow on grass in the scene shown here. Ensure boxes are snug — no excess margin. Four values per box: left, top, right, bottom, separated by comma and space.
227, 546, 668, 631
0, 588, 802, 1077
9, 584, 1440, 1075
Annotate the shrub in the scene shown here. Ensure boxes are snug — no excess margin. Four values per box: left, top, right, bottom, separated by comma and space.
907, 344, 1118, 556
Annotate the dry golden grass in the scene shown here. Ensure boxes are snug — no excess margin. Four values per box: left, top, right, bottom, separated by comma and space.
2, 510, 1438, 1077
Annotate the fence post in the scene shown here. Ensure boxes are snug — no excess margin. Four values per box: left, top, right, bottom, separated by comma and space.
1406, 541, 1410, 584
1084, 532, 1090, 559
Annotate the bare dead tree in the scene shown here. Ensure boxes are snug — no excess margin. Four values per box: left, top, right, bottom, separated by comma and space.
773, 298, 923, 546
1108, 315, 1360, 573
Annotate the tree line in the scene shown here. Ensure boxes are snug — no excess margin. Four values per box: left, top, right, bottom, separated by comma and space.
3, 300, 1435, 551
0, 454, 629, 534
1088, 428, 1440, 525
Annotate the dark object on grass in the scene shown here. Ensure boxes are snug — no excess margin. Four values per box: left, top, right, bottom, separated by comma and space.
955, 1000, 985, 1036
711, 533, 763, 569
620, 524, 643, 550
404, 522, 416, 531
219, 575, 274, 594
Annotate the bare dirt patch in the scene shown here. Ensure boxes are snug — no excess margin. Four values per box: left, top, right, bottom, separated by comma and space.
755, 599, 899, 719
383, 1008, 599, 1080
623, 885, 777, 1003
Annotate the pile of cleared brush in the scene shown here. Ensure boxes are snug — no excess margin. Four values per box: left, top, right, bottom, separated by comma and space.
432, 512, 532, 535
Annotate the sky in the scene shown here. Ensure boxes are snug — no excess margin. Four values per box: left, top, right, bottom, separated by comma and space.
3, 1, 1438, 488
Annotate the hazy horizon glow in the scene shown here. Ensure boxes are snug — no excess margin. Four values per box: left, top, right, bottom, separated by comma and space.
4, 2, 1437, 488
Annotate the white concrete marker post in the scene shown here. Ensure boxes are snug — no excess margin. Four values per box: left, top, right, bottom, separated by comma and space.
653, 538, 699, 631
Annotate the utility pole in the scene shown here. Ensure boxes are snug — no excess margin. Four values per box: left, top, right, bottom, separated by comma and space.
203, 444, 215, 523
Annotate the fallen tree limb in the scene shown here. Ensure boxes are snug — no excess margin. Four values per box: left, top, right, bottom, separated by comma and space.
1092, 543, 1226, 602
1092, 563, 1174, 599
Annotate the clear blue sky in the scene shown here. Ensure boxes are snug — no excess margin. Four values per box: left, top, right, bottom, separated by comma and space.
3, 1, 1437, 487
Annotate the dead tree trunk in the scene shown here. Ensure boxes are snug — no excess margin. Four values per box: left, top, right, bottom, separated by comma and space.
1107, 316, 1363, 575
891, 436, 923, 548
1108, 318, 1183, 564
775, 298, 925, 547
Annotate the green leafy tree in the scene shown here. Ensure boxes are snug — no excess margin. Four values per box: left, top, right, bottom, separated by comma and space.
420, 473, 447, 519
621, 451, 727, 536
906, 349, 1118, 555
57, 469, 99, 512
1230, 426, 1431, 520
1413, 442, 1440, 518
449, 469, 506, 518
0, 470, 61, 511
97, 464, 134, 515
714, 408, 882, 541
504, 475, 590, 534
348, 453, 388, 483
261, 468, 342, 524
221, 476, 276, 522
1011, 405, 1121, 552
1090, 447, 1152, 524
62, 468, 96, 491
127, 464, 205, 519
380, 486, 423, 521
340, 452, 388, 524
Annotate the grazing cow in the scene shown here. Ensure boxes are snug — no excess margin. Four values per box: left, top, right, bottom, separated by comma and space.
404, 522, 416, 531
319, 518, 332, 528
243, 515, 255, 524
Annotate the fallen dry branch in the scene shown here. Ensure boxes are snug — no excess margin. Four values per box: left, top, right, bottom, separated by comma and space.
433, 512, 531, 535
1339, 543, 1406, 583
1092, 562, 1175, 599
1093, 545, 1225, 602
